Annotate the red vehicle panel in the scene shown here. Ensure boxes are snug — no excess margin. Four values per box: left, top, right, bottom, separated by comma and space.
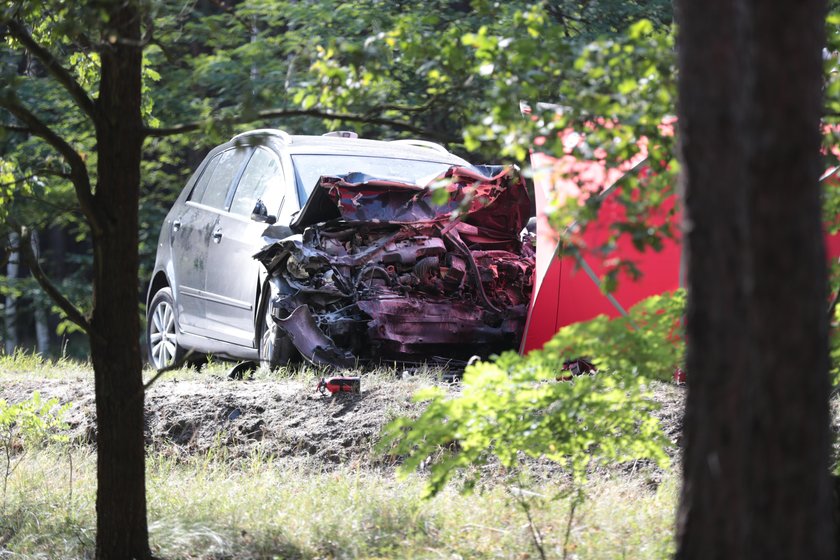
522, 156, 840, 353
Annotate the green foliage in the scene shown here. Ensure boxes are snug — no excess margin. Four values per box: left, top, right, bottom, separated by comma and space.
380, 353, 670, 498
381, 290, 683, 504
0, 391, 69, 449
0, 158, 17, 230
825, 169, 840, 236
822, 11, 840, 129
0, 391, 70, 512
544, 290, 685, 381
291, 1, 674, 156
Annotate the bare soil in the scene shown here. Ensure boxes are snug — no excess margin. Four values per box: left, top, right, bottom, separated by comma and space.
0, 373, 685, 470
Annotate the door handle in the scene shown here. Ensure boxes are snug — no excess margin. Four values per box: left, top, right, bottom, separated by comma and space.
172, 219, 181, 232
212, 227, 223, 243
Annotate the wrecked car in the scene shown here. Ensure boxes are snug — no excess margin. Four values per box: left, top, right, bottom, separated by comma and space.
146, 129, 534, 370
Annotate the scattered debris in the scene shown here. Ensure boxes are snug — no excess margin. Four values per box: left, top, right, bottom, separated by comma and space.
558, 357, 597, 381
316, 376, 361, 395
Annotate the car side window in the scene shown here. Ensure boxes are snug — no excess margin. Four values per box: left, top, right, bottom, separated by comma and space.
188, 153, 221, 202
198, 147, 250, 209
229, 147, 285, 217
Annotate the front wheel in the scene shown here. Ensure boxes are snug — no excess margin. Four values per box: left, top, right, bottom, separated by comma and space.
147, 287, 187, 370
259, 284, 296, 370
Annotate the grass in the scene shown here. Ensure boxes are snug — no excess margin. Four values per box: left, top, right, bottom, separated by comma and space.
0, 348, 452, 384
0, 349, 93, 382
0, 351, 678, 559
1, 446, 677, 559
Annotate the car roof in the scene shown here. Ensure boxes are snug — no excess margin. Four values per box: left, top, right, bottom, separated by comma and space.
230, 129, 470, 165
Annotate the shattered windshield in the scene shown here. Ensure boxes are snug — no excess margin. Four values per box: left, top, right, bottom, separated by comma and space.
291, 154, 468, 202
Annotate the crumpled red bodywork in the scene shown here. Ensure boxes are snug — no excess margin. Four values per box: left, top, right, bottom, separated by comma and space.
255, 165, 535, 367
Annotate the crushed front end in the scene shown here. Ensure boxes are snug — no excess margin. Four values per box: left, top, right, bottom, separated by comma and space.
254, 165, 535, 366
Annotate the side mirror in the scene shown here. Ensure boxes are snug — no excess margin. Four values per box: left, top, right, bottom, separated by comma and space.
251, 199, 277, 225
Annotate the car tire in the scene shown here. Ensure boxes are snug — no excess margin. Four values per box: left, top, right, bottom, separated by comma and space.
147, 287, 188, 370
259, 284, 296, 370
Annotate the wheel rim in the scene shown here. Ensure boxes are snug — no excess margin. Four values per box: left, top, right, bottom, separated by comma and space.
150, 300, 177, 369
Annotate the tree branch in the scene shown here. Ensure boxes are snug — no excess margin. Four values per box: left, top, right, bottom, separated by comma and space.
363, 99, 435, 117
17, 226, 98, 339
125, 349, 199, 407
141, 349, 197, 392
0, 94, 101, 235
0, 122, 31, 134
10, 194, 78, 218
5, 19, 98, 121
0, 168, 71, 187
144, 107, 444, 140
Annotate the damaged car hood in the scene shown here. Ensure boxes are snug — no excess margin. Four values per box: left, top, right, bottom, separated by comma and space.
291, 165, 531, 236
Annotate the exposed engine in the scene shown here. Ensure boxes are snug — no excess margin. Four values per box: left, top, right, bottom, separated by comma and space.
254, 165, 535, 366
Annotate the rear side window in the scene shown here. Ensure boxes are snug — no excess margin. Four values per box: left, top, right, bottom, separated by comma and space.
230, 148, 285, 216
196, 147, 250, 209
188, 154, 221, 202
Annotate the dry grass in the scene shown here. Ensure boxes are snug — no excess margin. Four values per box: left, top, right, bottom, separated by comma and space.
1, 446, 677, 559
0, 349, 93, 382
0, 348, 450, 385
0, 352, 678, 559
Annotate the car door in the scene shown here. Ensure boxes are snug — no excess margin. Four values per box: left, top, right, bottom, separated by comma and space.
170, 145, 251, 334
204, 146, 291, 345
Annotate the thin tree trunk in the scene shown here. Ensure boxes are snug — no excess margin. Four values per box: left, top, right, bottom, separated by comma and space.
89, 3, 151, 559
4, 232, 19, 355
34, 303, 50, 356
676, 1, 833, 558
30, 230, 50, 355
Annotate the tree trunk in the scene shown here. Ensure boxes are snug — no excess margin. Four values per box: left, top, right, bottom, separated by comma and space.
676, 1, 833, 559
31, 230, 51, 355
4, 232, 19, 355
34, 302, 50, 356
741, 2, 832, 556
89, 4, 151, 559
674, 0, 751, 555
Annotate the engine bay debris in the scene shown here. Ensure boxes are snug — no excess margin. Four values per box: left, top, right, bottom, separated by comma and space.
254, 165, 535, 367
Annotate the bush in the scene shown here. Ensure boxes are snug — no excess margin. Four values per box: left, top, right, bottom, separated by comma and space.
380, 351, 671, 497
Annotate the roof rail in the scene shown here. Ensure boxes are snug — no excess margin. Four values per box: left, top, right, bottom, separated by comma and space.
230, 128, 292, 144
389, 139, 450, 154
322, 131, 359, 138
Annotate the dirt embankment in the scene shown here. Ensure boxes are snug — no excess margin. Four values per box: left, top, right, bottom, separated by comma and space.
0, 375, 686, 468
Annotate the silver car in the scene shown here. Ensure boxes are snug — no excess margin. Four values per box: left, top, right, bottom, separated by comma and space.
146, 130, 534, 370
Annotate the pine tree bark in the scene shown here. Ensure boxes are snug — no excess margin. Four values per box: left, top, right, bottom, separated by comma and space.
89, 4, 151, 559
676, 1, 833, 558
